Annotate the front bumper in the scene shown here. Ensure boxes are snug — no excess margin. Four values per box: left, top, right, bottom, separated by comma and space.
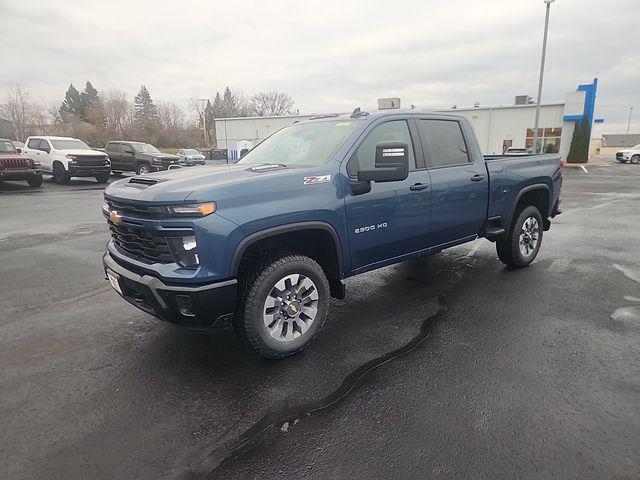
103, 252, 237, 329
68, 165, 111, 177
0, 168, 42, 181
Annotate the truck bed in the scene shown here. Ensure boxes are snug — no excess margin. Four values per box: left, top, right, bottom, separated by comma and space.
484, 153, 563, 228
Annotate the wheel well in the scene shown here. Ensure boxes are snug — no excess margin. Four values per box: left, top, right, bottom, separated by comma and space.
516, 188, 549, 218
53, 160, 65, 169
237, 228, 341, 284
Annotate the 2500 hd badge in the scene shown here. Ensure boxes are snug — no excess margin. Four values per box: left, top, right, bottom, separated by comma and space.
354, 222, 388, 234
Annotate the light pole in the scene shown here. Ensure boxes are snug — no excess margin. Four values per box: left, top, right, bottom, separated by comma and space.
532, 0, 555, 154
627, 106, 634, 134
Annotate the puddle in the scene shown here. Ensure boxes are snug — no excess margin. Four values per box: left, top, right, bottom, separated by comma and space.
612, 264, 640, 284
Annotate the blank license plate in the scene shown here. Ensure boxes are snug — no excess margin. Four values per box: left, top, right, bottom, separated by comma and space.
107, 271, 123, 295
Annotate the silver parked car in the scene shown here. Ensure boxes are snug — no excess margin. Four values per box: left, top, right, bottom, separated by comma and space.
177, 148, 206, 166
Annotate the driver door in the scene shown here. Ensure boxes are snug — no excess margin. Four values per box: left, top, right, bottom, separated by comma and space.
344, 119, 431, 272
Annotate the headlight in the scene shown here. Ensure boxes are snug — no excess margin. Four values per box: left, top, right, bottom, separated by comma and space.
152, 156, 162, 164
166, 235, 199, 268
163, 202, 216, 217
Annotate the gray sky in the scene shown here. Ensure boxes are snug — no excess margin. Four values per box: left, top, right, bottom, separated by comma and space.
2, 0, 638, 131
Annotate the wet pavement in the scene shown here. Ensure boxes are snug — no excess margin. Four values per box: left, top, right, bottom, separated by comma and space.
1, 164, 639, 479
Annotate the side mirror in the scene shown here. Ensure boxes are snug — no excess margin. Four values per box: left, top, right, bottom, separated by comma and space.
16, 147, 23, 153
357, 142, 409, 183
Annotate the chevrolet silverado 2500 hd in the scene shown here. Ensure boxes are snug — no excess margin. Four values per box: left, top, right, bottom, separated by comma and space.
102, 110, 562, 358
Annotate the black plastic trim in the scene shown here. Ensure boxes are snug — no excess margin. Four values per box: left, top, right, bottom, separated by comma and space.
230, 221, 343, 278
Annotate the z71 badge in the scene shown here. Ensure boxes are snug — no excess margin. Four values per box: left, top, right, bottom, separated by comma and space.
303, 175, 331, 185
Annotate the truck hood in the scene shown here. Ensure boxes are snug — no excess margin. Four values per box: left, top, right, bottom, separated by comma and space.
104, 163, 302, 204
62, 149, 108, 156
138, 152, 180, 160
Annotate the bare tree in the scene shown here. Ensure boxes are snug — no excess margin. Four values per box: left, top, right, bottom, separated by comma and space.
250, 91, 294, 117
158, 101, 185, 132
0, 85, 45, 141
102, 89, 133, 136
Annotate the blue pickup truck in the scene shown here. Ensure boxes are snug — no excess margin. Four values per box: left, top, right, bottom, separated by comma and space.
102, 109, 562, 358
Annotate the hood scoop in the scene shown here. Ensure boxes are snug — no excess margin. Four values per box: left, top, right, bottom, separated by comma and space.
126, 177, 166, 189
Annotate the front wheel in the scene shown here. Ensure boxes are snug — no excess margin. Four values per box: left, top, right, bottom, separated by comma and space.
95, 174, 110, 183
27, 174, 43, 188
235, 253, 330, 359
631, 155, 640, 165
52, 163, 70, 184
136, 163, 151, 175
496, 205, 543, 268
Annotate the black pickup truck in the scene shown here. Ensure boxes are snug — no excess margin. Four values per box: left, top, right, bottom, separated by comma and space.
105, 141, 183, 175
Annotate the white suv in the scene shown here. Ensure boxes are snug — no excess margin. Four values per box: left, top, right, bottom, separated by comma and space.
24, 136, 111, 184
616, 144, 640, 164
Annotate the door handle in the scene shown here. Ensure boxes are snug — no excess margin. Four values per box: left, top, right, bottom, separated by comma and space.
471, 174, 485, 182
410, 183, 429, 191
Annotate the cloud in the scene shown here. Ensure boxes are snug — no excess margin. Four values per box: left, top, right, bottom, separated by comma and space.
1, 0, 638, 131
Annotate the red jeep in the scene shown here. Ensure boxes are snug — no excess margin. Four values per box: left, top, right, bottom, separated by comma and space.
0, 138, 43, 188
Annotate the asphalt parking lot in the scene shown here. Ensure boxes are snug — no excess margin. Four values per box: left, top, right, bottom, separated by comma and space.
1, 164, 639, 480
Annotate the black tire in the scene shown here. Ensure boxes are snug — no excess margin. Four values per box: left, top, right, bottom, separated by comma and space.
27, 174, 43, 188
496, 205, 543, 268
136, 163, 151, 175
631, 155, 640, 165
52, 163, 70, 184
95, 174, 110, 183
235, 252, 330, 359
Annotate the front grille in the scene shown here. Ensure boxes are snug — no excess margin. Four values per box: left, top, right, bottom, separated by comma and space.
105, 198, 164, 218
75, 155, 109, 166
0, 157, 32, 170
108, 221, 174, 264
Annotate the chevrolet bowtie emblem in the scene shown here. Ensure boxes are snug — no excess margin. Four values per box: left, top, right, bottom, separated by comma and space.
109, 210, 123, 225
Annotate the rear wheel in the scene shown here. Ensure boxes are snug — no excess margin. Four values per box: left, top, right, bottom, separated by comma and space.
27, 174, 43, 188
235, 253, 329, 359
53, 163, 70, 184
136, 163, 151, 175
631, 155, 640, 165
496, 205, 543, 268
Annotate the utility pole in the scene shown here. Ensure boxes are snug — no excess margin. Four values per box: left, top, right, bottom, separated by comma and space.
532, 0, 555, 154
195, 98, 209, 144
627, 106, 634, 134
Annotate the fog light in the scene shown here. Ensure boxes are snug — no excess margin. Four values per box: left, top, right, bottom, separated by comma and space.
175, 294, 195, 317
166, 235, 199, 268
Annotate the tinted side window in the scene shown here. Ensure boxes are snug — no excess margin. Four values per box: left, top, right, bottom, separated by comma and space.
27, 139, 41, 149
418, 120, 470, 168
106, 142, 118, 152
348, 120, 416, 177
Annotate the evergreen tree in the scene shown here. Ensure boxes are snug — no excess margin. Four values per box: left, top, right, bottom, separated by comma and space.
566, 116, 591, 164
212, 92, 224, 118
134, 85, 159, 126
81, 81, 102, 124
59, 84, 83, 118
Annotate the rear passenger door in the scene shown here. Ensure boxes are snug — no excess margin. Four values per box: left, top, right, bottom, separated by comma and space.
107, 143, 124, 170
344, 118, 432, 271
416, 118, 489, 248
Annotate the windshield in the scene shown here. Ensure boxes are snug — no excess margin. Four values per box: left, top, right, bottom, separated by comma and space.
0, 140, 18, 154
50, 139, 91, 150
133, 143, 161, 154
184, 149, 200, 155
238, 120, 359, 167
632, 144, 640, 150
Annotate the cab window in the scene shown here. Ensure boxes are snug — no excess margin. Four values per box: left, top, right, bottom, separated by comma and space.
348, 120, 416, 177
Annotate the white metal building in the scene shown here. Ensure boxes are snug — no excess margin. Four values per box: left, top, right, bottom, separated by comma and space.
214, 80, 596, 161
